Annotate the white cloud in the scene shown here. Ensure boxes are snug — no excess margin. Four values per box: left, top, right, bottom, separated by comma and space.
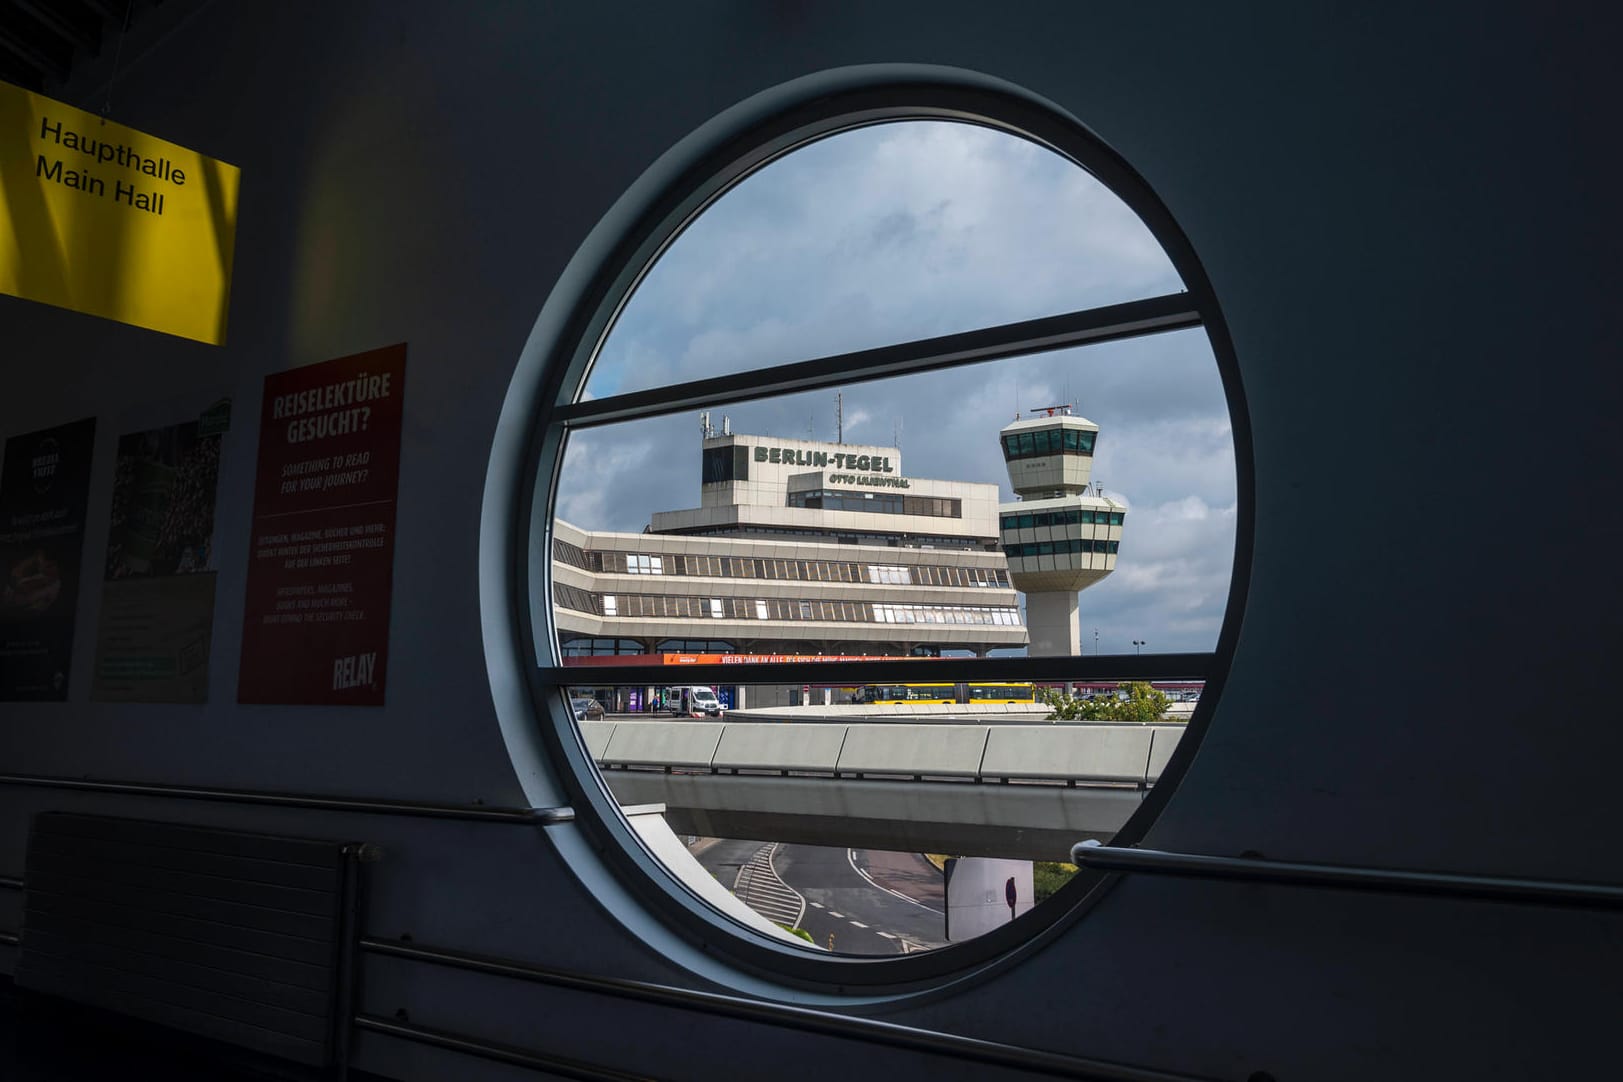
1071, 497, 1239, 652
589, 121, 1183, 397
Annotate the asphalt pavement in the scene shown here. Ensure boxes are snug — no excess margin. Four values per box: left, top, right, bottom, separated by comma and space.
776, 844, 946, 955
689, 837, 947, 955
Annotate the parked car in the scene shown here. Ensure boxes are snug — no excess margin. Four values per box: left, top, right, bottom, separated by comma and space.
570, 697, 605, 721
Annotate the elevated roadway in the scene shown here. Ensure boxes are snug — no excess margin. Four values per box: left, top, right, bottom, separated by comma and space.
581, 719, 1183, 862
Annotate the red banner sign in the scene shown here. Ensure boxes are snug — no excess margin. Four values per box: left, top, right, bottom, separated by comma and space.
237, 344, 406, 704
561, 652, 912, 667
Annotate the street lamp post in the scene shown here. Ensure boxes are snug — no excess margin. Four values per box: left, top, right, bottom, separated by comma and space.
1132, 639, 1146, 655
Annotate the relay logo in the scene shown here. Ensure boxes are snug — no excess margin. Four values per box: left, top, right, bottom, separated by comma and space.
332, 651, 377, 691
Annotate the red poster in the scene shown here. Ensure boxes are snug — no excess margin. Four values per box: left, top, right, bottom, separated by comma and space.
237, 344, 406, 704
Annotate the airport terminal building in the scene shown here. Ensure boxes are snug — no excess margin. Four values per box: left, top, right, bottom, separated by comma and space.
552, 420, 1125, 705
553, 430, 1027, 658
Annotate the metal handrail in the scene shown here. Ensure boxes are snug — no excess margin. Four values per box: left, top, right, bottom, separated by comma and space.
0, 898, 1206, 1077
359, 937, 1208, 1082
0, 772, 572, 825
1072, 845, 1623, 909
354, 1015, 646, 1082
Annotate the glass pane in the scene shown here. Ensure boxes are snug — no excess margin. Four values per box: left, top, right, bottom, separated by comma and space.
583, 120, 1183, 399
548, 113, 1228, 955
554, 330, 1234, 664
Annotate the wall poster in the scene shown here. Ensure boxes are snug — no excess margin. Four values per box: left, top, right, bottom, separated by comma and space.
0, 417, 97, 701
238, 344, 406, 705
91, 401, 230, 703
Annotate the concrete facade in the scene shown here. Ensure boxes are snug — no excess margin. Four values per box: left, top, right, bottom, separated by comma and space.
554, 432, 1028, 657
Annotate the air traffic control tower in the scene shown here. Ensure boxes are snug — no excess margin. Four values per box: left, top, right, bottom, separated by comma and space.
998, 407, 1126, 655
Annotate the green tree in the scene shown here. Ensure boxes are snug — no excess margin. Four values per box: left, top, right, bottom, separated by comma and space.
1033, 861, 1079, 903
1039, 681, 1171, 724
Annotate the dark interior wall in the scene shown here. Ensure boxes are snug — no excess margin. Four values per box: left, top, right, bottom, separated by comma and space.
1, 3, 1619, 1079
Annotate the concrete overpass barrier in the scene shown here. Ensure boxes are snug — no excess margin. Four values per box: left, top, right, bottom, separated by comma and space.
582, 719, 1185, 784
573, 719, 1187, 860
1146, 726, 1184, 783
601, 721, 725, 769
578, 721, 617, 760
712, 723, 847, 772
981, 725, 1154, 784
834, 724, 990, 778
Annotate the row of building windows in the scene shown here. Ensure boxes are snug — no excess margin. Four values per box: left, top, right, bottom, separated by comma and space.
554, 582, 600, 614
553, 540, 1009, 588
671, 525, 995, 551
1004, 538, 1121, 558
1001, 427, 1097, 461
557, 588, 1020, 626
786, 491, 962, 518
559, 637, 646, 656
999, 508, 1125, 531
872, 604, 1021, 625
558, 637, 939, 657
650, 638, 736, 653
553, 536, 589, 569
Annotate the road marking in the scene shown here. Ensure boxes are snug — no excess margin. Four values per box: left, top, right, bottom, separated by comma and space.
846, 849, 944, 915
849, 921, 868, 929
732, 843, 805, 928
809, 901, 824, 909
877, 932, 897, 940
766, 842, 808, 930
828, 911, 844, 919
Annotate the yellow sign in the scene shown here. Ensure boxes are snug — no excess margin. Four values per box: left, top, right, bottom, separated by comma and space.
0, 81, 240, 344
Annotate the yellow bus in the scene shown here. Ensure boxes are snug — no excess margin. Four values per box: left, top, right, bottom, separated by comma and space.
855, 682, 1035, 705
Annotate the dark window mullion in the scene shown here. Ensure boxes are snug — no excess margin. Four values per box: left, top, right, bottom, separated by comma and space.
557, 292, 1201, 430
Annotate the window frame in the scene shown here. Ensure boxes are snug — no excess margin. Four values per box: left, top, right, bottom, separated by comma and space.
495, 73, 1254, 995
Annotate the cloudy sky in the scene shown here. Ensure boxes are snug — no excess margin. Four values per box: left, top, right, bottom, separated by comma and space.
557, 121, 1236, 655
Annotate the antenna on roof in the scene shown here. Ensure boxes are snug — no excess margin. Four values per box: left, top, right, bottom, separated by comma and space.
894, 417, 902, 449
699, 411, 713, 439
1029, 403, 1074, 417
836, 392, 843, 445
721, 415, 731, 436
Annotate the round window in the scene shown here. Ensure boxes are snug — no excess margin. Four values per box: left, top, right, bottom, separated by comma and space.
493, 70, 1250, 991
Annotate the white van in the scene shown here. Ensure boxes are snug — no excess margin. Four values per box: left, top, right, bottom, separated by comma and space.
665, 685, 723, 717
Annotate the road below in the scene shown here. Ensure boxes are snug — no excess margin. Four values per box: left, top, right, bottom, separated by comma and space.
689, 838, 947, 954
774, 844, 946, 955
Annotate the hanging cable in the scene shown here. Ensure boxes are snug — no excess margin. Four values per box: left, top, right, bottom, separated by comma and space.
101, 0, 136, 118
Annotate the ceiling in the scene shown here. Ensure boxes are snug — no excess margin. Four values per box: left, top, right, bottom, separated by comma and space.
0, 0, 155, 93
